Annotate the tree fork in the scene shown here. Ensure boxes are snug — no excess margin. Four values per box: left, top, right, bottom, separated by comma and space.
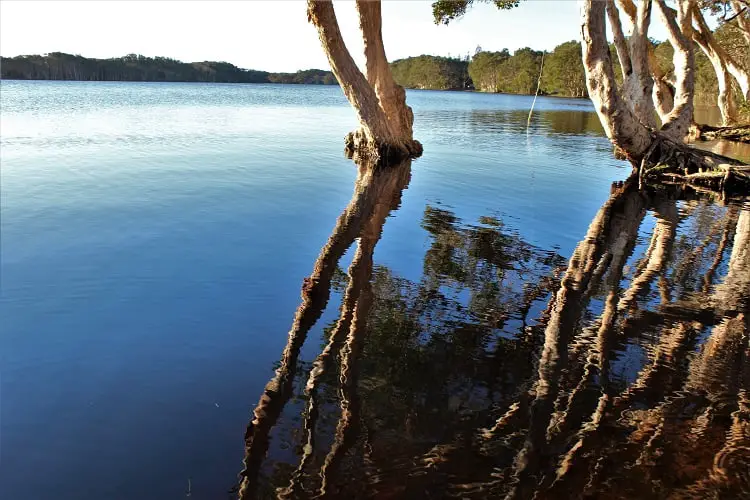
307, 0, 422, 163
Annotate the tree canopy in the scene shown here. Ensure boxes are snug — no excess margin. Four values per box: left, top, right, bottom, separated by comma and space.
432, 0, 523, 25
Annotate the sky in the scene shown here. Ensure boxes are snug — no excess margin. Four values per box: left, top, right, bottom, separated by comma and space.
1, 1, 677, 72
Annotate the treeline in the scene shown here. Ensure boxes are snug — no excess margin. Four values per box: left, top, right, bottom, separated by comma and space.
390, 55, 470, 90
390, 42, 585, 97
393, 23, 749, 103
0, 53, 338, 85
5, 25, 747, 106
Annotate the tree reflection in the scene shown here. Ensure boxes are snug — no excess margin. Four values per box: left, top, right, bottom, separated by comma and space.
236, 165, 749, 499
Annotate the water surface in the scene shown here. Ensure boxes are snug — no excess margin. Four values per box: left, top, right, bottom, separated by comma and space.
1, 81, 748, 499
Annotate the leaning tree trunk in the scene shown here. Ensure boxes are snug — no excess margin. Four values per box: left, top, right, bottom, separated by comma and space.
694, 27, 738, 126
692, 3, 750, 104
659, 2, 750, 117
306, 0, 421, 162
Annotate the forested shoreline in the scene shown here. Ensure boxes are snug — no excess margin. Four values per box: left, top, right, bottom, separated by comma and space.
3, 21, 749, 108
0, 53, 338, 85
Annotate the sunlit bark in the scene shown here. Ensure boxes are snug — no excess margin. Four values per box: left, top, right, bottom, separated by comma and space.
731, 0, 750, 45
581, 0, 653, 158
655, 0, 695, 141
307, 0, 421, 161
693, 11, 739, 125
356, 0, 416, 145
582, 0, 749, 191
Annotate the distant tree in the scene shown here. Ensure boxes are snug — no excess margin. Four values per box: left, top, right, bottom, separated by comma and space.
390, 55, 470, 90
543, 41, 587, 98
468, 50, 510, 92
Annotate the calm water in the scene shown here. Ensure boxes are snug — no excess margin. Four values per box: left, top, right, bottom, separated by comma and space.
1, 81, 748, 499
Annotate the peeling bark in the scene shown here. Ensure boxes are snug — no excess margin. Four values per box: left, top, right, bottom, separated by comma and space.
694, 4, 750, 103
627, 0, 658, 129
694, 11, 741, 126
617, 0, 675, 123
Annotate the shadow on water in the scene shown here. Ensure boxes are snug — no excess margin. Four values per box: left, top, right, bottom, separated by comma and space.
234, 159, 749, 499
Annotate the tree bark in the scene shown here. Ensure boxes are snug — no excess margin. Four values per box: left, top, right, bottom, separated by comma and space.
306, 0, 421, 162
692, 4, 750, 106
730, 0, 750, 46
655, 0, 696, 141
581, 0, 653, 159
355, 0, 420, 156
693, 22, 739, 125
582, 0, 749, 194
617, 0, 676, 123
628, 0, 658, 129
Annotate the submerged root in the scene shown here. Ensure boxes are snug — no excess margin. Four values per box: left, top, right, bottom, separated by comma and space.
690, 123, 750, 144
345, 128, 423, 165
639, 134, 750, 195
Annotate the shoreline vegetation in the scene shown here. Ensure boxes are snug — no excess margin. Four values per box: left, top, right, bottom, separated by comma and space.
1, 37, 747, 106
4, 49, 747, 111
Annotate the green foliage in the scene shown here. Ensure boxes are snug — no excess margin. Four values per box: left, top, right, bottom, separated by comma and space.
469, 42, 586, 97
432, 0, 523, 25
0, 53, 338, 85
542, 41, 587, 98
267, 69, 338, 85
468, 50, 510, 92
390, 55, 470, 90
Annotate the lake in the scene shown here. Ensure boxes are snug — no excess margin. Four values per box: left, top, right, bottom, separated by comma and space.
1, 81, 748, 499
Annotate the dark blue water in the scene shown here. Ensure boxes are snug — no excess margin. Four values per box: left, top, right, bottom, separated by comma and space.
2, 81, 748, 499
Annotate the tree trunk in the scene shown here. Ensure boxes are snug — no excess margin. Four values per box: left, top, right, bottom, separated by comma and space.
693, 4, 750, 103
355, 1, 420, 156
626, 0, 658, 129
581, 0, 653, 159
655, 0, 695, 141
306, 0, 421, 162
693, 7, 748, 126
730, 0, 750, 47
659, 2, 750, 113
616, 0, 676, 123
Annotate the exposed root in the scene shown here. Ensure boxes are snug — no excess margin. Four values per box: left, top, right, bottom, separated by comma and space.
690, 123, 750, 144
639, 134, 750, 195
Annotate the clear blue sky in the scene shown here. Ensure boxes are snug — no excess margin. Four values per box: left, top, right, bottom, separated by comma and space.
1, 1, 679, 72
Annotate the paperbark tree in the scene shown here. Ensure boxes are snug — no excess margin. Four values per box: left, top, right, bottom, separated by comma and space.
581, 0, 749, 191
307, 0, 422, 162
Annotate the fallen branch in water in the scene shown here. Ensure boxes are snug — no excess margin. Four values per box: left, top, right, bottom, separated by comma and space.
638, 134, 750, 195
690, 123, 750, 144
